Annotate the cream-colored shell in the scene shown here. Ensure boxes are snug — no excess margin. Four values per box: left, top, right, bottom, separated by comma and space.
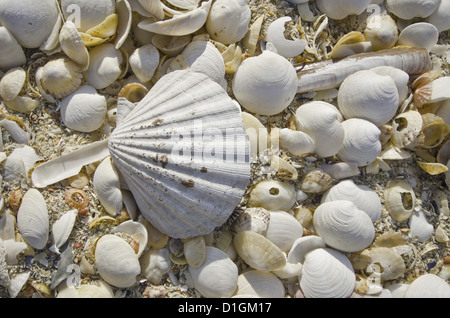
265, 211, 303, 252
386, 0, 441, 20
315, 0, 372, 20
17, 189, 49, 250
321, 179, 382, 222
404, 274, 450, 298
366, 247, 406, 281
265, 16, 306, 58
338, 118, 382, 167
59, 21, 90, 71
337, 69, 400, 126
151, 34, 192, 57
129, 44, 160, 83
233, 231, 286, 271
206, 0, 251, 45
0, 27, 26, 71
364, 13, 398, 51
300, 247, 356, 298
0, 67, 26, 101
313, 200, 375, 252
427, 0, 450, 32
2, 145, 40, 183
230, 207, 270, 235
295, 101, 345, 158
287, 235, 326, 264
232, 50, 298, 116
111, 220, 148, 258
300, 168, 333, 194
0, 0, 59, 48
59, 85, 107, 132
61, 0, 116, 32
235, 270, 285, 298
94, 234, 140, 288
188, 246, 238, 298
384, 180, 416, 222
391, 110, 423, 149
183, 236, 206, 268
242, 112, 270, 160
140, 248, 171, 284
278, 128, 315, 157
398, 22, 439, 51
247, 180, 296, 211
56, 280, 114, 298
93, 156, 123, 216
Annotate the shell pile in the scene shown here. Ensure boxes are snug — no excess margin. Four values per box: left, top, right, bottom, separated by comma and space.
0, 0, 449, 299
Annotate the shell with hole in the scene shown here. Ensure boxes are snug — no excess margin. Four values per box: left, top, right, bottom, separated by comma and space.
59, 85, 108, 133
313, 200, 375, 252
232, 50, 298, 116
94, 234, 141, 288
295, 101, 345, 158
17, 189, 49, 250
365, 247, 406, 281
107, 70, 250, 238
315, 0, 372, 20
385, 0, 441, 20
206, 0, 251, 45
188, 246, 238, 298
391, 110, 424, 149
0, 0, 60, 49
321, 179, 382, 223
384, 179, 416, 222
337, 118, 382, 167
247, 180, 296, 211
300, 247, 356, 298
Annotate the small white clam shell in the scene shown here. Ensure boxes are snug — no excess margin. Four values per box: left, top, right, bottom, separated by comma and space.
183, 235, 206, 268
235, 270, 285, 298
295, 101, 345, 158
59, 85, 108, 132
188, 246, 238, 298
404, 274, 450, 298
0, 0, 59, 48
0, 67, 26, 101
94, 234, 141, 288
338, 69, 400, 126
2, 145, 40, 183
84, 43, 124, 90
140, 248, 171, 284
386, 0, 441, 20
247, 180, 296, 211
364, 13, 398, 51
398, 22, 439, 51
49, 210, 78, 254
17, 189, 49, 250
265, 211, 303, 252
278, 128, 315, 157
233, 231, 286, 271
384, 180, 416, 222
427, 0, 450, 32
232, 50, 298, 116
0, 27, 26, 71
230, 207, 270, 235
129, 44, 160, 83
266, 16, 307, 58
321, 179, 382, 223
315, 0, 372, 20
300, 247, 355, 298
287, 235, 326, 264
59, 21, 90, 71
93, 156, 123, 216
408, 210, 434, 242
206, 0, 251, 45
111, 220, 148, 258
313, 200, 375, 252
337, 118, 382, 167
61, 0, 116, 33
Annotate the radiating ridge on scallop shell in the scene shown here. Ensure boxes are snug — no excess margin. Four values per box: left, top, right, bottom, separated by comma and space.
108, 70, 251, 239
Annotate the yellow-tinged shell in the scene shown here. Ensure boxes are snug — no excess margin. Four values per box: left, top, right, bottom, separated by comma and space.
366, 247, 406, 281
182, 236, 206, 268
0, 67, 26, 101
118, 83, 149, 103
416, 161, 448, 175
384, 180, 416, 222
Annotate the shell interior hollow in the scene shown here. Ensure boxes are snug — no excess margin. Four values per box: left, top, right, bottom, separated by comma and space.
108, 70, 251, 239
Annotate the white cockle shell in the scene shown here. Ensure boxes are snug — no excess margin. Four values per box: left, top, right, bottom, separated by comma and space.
0, 0, 59, 48
129, 44, 160, 83
386, 0, 441, 20
84, 43, 124, 90
313, 200, 375, 252
398, 22, 439, 51
108, 70, 250, 239
265, 211, 303, 252
94, 234, 141, 288
247, 180, 296, 211
188, 246, 238, 298
206, 0, 251, 45
300, 247, 356, 298
17, 189, 49, 250
61, 0, 116, 33
93, 156, 123, 216
265, 16, 307, 58
404, 274, 450, 298
0, 27, 26, 71
295, 101, 345, 158
337, 69, 400, 126
232, 50, 298, 116
50, 209, 78, 254
337, 118, 382, 167
321, 179, 382, 223
427, 0, 450, 32
235, 270, 285, 298
278, 128, 315, 157
59, 85, 108, 133
384, 179, 416, 222
315, 0, 372, 20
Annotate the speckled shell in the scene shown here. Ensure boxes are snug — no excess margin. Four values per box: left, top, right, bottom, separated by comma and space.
315, 0, 371, 20
300, 247, 356, 298
108, 70, 250, 238
17, 189, 49, 250
313, 200, 375, 252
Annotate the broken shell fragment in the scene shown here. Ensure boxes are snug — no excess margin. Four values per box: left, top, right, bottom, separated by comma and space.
61, 0, 116, 33
391, 110, 424, 149
265, 16, 307, 58
366, 247, 406, 281
414, 76, 450, 108
384, 180, 416, 222
50, 210, 78, 254
59, 21, 91, 71
111, 220, 148, 257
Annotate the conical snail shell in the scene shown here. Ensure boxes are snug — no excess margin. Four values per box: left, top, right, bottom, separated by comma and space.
108, 70, 250, 238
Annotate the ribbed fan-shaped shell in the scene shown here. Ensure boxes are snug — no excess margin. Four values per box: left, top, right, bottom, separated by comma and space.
108, 70, 251, 238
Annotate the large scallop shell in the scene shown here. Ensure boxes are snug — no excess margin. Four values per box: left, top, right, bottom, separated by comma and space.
300, 247, 356, 298
108, 70, 250, 238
